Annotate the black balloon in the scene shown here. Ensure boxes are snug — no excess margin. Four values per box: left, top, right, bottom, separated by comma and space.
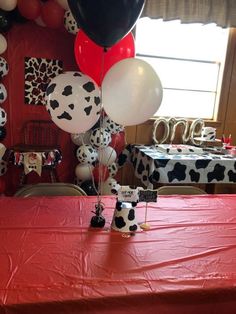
0, 10, 13, 32
68, 0, 145, 47
9, 7, 28, 24
0, 127, 6, 140
80, 180, 97, 196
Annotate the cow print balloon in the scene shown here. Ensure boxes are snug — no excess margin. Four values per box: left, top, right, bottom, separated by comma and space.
90, 127, 111, 149
0, 107, 7, 126
0, 57, 8, 78
101, 177, 120, 195
108, 162, 118, 177
0, 160, 7, 176
76, 144, 98, 164
46, 71, 101, 134
64, 10, 79, 35
0, 84, 7, 104
103, 116, 124, 134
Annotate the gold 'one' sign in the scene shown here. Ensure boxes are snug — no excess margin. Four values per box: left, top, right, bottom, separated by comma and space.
152, 117, 205, 145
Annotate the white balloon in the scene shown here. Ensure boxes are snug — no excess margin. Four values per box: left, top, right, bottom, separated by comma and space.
0, 107, 7, 126
0, 84, 7, 103
0, 34, 7, 55
71, 130, 91, 146
64, 10, 79, 35
98, 146, 117, 166
0, 143, 6, 160
56, 0, 69, 10
101, 177, 120, 195
76, 144, 98, 164
75, 163, 94, 181
102, 58, 163, 126
0, 0, 17, 11
46, 71, 101, 134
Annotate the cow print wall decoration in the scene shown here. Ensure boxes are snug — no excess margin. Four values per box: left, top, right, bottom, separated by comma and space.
25, 57, 63, 106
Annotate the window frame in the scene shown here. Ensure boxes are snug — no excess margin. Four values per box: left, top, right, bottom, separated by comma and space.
134, 21, 233, 127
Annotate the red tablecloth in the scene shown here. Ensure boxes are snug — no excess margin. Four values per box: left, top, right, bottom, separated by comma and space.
0, 195, 236, 313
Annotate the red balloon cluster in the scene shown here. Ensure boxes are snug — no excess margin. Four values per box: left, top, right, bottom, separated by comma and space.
17, 0, 64, 29
74, 30, 135, 86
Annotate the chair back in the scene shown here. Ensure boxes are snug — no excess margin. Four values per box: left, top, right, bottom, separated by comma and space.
157, 185, 207, 195
23, 120, 59, 148
14, 183, 87, 197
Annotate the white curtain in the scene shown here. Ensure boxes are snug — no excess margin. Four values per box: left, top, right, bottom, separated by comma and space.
142, 0, 236, 28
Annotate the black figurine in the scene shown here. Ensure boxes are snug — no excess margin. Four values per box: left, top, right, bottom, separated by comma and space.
90, 201, 105, 228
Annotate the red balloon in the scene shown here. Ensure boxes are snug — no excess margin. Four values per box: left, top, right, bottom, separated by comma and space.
109, 132, 126, 156
18, 0, 41, 20
93, 164, 109, 183
41, 0, 65, 29
74, 30, 135, 86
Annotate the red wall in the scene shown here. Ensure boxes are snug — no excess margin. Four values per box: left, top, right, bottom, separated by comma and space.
2, 22, 78, 195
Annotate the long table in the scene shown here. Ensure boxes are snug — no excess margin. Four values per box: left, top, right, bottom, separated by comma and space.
0, 195, 236, 313
118, 145, 236, 188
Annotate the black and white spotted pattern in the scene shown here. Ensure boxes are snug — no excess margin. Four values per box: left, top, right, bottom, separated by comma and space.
76, 144, 98, 164
0, 84, 7, 104
46, 71, 101, 134
120, 145, 236, 187
111, 201, 140, 232
0, 107, 7, 126
108, 162, 118, 177
103, 116, 124, 134
64, 10, 79, 35
0, 57, 8, 78
25, 57, 63, 106
90, 127, 111, 149
0, 160, 7, 176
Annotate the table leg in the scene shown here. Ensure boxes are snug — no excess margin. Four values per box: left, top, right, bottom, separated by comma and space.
205, 184, 215, 194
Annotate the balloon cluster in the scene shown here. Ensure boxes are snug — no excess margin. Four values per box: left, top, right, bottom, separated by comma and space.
0, 0, 74, 31
17, 0, 65, 29
46, 0, 164, 197
70, 0, 163, 125
72, 115, 125, 196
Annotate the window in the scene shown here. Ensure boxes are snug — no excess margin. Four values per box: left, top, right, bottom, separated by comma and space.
135, 18, 229, 119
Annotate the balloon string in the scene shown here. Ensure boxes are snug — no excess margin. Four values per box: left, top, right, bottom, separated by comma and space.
96, 48, 107, 205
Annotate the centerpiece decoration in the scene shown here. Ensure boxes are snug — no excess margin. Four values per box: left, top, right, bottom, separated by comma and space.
46, 0, 164, 230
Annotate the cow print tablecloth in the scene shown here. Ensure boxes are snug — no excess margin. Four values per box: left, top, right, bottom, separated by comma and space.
118, 145, 236, 188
